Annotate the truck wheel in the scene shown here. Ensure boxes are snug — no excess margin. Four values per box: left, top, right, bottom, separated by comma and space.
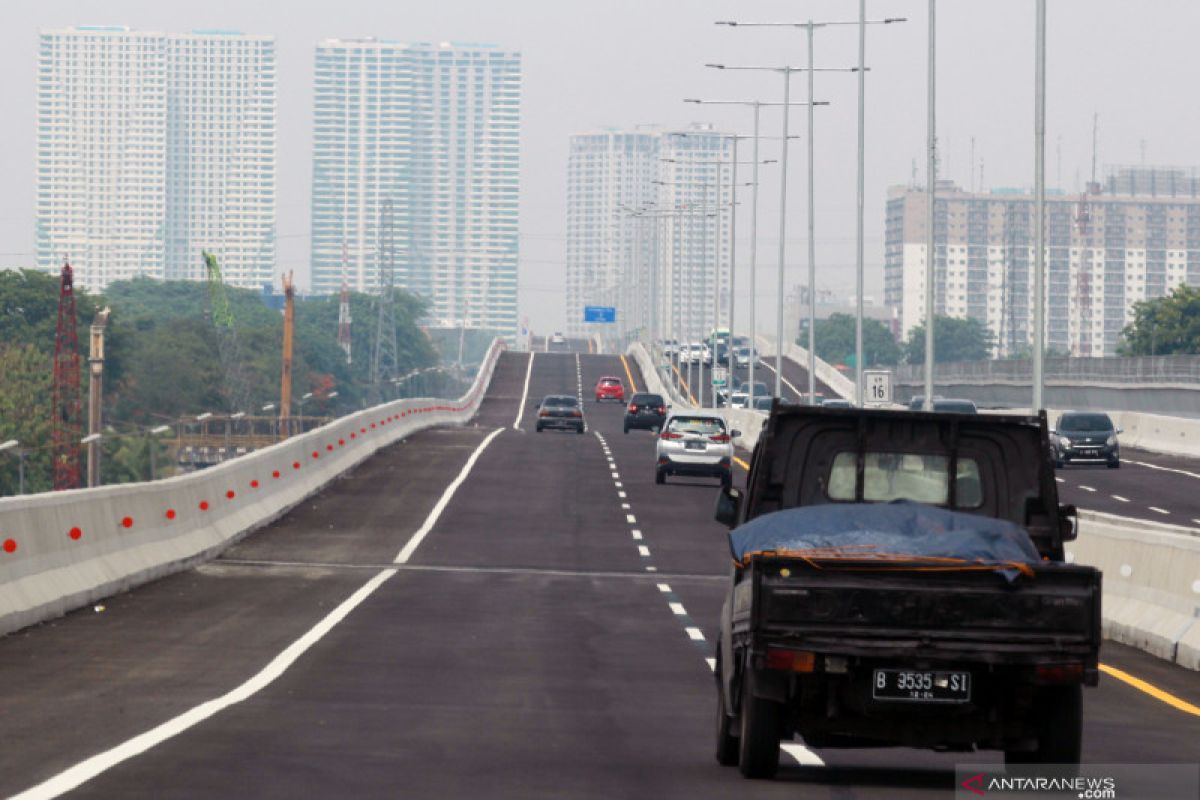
715, 661, 740, 767
738, 669, 782, 779
1006, 685, 1082, 766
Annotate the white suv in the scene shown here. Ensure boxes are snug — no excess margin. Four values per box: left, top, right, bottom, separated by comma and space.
655, 413, 739, 488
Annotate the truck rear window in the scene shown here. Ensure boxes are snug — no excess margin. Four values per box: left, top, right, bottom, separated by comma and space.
827, 452, 983, 508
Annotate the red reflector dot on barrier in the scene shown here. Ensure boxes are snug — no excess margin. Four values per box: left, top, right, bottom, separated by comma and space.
166, 509, 177, 520
326, 444, 333, 451
226, 490, 235, 499
312, 451, 320, 459
370, 423, 376, 429
250, 480, 260, 488
350, 433, 356, 439
360, 427, 366, 433
2, 539, 16, 553
69, 527, 82, 540
293, 461, 301, 469
338, 439, 345, 446
199, 501, 209, 511
121, 517, 133, 529
272, 470, 281, 478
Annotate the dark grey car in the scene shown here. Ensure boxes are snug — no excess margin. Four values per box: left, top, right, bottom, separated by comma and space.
1052, 411, 1120, 468
535, 395, 585, 434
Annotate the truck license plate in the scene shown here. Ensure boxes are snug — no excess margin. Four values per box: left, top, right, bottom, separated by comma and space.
872, 669, 971, 703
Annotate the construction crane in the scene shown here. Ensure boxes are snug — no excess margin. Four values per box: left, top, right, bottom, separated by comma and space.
202, 251, 252, 414
51, 259, 82, 490
280, 271, 295, 437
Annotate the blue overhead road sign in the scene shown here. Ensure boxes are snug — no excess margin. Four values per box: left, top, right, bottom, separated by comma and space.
584, 306, 616, 323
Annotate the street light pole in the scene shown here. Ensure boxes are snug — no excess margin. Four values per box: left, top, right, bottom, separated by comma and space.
806, 21, 818, 405
776, 68, 791, 402
923, 0, 937, 410
1033, 0, 1047, 411
855, 0, 867, 406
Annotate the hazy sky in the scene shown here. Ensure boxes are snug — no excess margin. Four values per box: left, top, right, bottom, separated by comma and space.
2, 1, 1197, 333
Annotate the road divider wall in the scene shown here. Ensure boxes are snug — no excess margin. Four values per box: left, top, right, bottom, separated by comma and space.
754, 334, 856, 401
1068, 510, 1200, 670
0, 340, 506, 639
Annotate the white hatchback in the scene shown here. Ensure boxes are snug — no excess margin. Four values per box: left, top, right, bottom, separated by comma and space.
655, 413, 739, 488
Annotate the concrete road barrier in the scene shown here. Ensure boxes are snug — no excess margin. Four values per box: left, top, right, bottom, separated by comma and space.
0, 340, 506, 639
1068, 510, 1200, 670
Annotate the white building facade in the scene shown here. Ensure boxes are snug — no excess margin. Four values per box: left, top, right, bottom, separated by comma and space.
310, 40, 521, 334
36, 27, 276, 290
564, 125, 732, 344
885, 169, 1200, 357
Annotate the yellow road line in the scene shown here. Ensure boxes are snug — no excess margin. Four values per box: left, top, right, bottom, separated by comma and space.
670, 364, 699, 407
619, 354, 639, 394
1099, 663, 1200, 717
734, 456, 750, 471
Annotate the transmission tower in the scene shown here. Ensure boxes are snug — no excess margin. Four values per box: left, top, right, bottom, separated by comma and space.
370, 198, 399, 401
202, 251, 252, 414
51, 260, 82, 490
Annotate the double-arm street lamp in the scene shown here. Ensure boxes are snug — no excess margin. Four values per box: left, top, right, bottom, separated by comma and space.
0, 439, 29, 495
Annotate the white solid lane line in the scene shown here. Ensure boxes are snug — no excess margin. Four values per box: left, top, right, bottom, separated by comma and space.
1149, 506, 1171, 515
686, 627, 705, 641
669, 602, 687, 616
395, 428, 506, 563
511, 352, 536, 431
1126, 459, 1200, 481
1078, 485, 1096, 493
781, 743, 827, 767
19, 428, 507, 800
1112, 495, 1130, 503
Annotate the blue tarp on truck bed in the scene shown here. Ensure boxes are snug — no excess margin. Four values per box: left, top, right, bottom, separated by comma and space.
729, 502, 1042, 568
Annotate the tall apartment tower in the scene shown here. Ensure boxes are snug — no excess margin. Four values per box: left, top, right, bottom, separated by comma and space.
165, 32, 276, 286
565, 130, 660, 339
564, 125, 731, 344
37, 27, 167, 286
311, 40, 521, 334
36, 27, 276, 290
885, 167, 1200, 357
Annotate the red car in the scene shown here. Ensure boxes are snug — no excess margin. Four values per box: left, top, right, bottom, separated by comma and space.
594, 376, 626, 403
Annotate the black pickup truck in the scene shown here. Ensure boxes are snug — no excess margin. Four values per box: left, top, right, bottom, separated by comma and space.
713, 406, 1101, 779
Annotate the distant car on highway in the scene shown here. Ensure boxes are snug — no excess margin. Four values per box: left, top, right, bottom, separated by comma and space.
820, 398, 854, 408
908, 394, 944, 410
1052, 411, 1120, 469
724, 380, 770, 408
624, 392, 667, 433
661, 339, 680, 357
910, 396, 977, 414
655, 412, 739, 488
535, 395, 585, 434
551, 332, 566, 345
594, 376, 625, 403
734, 346, 759, 368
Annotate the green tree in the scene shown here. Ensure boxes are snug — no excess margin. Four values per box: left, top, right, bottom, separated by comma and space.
903, 315, 995, 364
808, 313, 901, 368
0, 344, 53, 495
1118, 284, 1200, 356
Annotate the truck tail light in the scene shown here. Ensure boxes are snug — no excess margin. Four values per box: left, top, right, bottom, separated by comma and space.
1035, 663, 1084, 684
660, 431, 682, 440
765, 647, 816, 673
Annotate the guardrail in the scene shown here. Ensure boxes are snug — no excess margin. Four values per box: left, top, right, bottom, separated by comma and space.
1069, 510, 1200, 670
895, 353, 1200, 387
0, 339, 506, 639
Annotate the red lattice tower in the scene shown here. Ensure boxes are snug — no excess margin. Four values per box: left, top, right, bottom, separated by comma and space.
51, 260, 82, 490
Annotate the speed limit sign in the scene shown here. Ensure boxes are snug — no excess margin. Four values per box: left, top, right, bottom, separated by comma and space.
863, 370, 892, 406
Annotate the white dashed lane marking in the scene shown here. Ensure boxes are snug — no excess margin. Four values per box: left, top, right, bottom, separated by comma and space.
669, 602, 687, 616
626, 514, 637, 524
637, 545, 651, 557
1112, 495, 1130, 503
1078, 485, 1096, 493
1149, 506, 1171, 515
781, 743, 826, 767
685, 627, 705, 641
657, 584, 671, 593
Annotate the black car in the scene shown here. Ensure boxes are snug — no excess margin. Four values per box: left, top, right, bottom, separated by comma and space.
623, 392, 667, 433
1052, 411, 1120, 468
535, 395, 585, 434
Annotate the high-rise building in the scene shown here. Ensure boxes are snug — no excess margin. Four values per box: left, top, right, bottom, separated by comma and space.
565, 130, 660, 339
36, 27, 276, 291
37, 27, 167, 287
165, 32, 276, 286
885, 168, 1200, 357
310, 40, 521, 334
564, 125, 731, 344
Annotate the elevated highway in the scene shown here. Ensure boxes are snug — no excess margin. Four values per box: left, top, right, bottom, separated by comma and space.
1, 348, 1198, 798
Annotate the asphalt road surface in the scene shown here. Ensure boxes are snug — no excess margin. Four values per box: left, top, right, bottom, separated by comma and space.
1, 351, 1197, 798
